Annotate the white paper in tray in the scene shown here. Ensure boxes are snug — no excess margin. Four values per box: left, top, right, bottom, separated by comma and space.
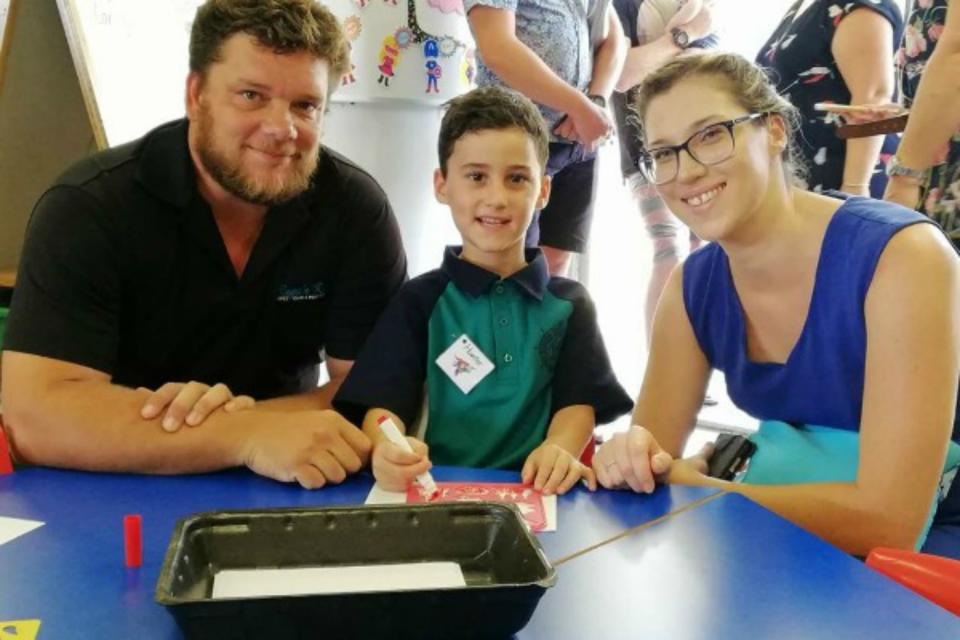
212, 562, 466, 599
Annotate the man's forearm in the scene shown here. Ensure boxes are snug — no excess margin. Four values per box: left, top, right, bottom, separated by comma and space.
6, 379, 257, 474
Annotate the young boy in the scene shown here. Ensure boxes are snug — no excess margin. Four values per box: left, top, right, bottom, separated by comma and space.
333, 86, 632, 496
464, 0, 625, 276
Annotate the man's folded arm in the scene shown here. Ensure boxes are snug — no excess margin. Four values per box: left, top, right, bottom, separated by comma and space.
1, 351, 265, 472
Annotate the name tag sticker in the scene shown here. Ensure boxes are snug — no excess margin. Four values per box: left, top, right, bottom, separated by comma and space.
435, 334, 495, 394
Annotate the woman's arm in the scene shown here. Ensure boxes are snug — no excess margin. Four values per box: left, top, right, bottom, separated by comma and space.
593, 267, 712, 492
671, 224, 960, 556
634, 267, 713, 456
885, 0, 960, 207
832, 8, 896, 195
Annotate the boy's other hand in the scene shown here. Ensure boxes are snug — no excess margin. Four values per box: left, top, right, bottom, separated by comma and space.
522, 442, 597, 495
372, 436, 432, 492
592, 425, 673, 493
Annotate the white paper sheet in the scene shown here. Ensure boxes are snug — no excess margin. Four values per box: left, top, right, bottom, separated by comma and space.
364, 484, 558, 532
0, 516, 44, 546
212, 562, 466, 599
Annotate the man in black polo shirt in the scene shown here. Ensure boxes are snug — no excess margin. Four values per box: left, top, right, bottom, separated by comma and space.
0, 0, 406, 489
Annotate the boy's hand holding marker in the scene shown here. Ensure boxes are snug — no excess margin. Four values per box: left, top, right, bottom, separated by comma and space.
373, 415, 438, 498
521, 442, 597, 495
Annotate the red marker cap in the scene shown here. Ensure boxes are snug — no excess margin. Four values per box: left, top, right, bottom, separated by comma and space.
124, 514, 143, 568
0, 426, 13, 475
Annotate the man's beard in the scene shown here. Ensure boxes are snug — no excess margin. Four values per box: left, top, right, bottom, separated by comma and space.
194, 106, 319, 206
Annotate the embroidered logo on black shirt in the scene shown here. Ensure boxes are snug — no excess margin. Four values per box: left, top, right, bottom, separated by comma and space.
276, 281, 326, 302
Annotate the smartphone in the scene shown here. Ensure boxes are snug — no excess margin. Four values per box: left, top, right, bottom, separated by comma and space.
813, 102, 906, 114
706, 433, 756, 481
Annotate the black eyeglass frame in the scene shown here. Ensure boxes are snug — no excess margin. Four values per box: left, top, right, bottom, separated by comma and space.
638, 112, 769, 185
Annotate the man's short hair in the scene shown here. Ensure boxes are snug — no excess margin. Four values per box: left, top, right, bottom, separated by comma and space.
190, 0, 351, 81
438, 86, 550, 176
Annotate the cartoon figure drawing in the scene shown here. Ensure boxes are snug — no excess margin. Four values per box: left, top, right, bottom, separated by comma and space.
426, 59, 442, 93
377, 35, 400, 87
341, 16, 362, 86
461, 48, 476, 87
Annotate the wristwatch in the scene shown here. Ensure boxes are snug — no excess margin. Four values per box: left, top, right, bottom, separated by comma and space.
885, 155, 928, 182
587, 94, 607, 110
671, 27, 690, 49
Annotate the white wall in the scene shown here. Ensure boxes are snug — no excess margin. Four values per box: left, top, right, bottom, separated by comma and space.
323, 101, 460, 277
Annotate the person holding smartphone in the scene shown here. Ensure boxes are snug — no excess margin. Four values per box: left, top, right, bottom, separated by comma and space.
756, 0, 904, 197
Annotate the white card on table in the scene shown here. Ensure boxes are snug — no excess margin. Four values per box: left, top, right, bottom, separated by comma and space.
0, 516, 44, 547
434, 334, 495, 394
212, 562, 466, 599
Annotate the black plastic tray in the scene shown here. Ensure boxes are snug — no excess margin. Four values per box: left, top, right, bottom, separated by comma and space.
155, 502, 557, 639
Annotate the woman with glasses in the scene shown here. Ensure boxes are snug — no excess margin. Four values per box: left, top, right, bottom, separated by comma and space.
757, 0, 904, 197
592, 52, 960, 559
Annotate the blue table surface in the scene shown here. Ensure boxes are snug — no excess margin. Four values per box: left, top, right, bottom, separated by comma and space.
521, 493, 960, 639
0, 466, 714, 638
2, 467, 957, 638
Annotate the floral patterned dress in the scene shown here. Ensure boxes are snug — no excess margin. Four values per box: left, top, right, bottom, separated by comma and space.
757, 0, 904, 196
899, 0, 960, 247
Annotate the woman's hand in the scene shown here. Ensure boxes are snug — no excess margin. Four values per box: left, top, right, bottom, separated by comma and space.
592, 425, 674, 493
665, 441, 715, 486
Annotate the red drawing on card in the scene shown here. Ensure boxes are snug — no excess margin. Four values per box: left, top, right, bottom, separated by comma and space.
406, 482, 546, 531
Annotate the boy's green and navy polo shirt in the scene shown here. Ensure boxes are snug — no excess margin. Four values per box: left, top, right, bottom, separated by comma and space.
334, 247, 632, 470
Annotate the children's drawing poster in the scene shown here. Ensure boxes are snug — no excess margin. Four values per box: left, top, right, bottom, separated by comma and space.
328, 0, 476, 104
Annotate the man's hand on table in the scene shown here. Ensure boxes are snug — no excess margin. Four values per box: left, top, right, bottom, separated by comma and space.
239, 410, 372, 489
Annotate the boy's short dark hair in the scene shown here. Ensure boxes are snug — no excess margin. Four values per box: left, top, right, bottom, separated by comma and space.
190, 0, 350, 83
438, 86, 550, 176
